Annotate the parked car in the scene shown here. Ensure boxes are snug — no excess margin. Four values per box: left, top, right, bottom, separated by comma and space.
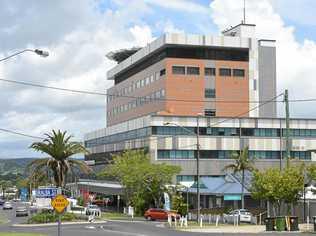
15, 207, 28, 217
86, 204, 101, 216
3, 202, 13, 210
0, 199, 5, 206
144, 208, 180, 221
224, 209, 252, 223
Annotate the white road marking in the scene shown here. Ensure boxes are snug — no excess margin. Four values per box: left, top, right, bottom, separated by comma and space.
100, 225, 147, 236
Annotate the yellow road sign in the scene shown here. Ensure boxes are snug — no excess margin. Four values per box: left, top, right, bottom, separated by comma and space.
51, 194, 69, 213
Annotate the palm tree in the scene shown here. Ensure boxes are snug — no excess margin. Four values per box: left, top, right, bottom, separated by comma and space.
28, 130, 91, 188
224, 146, 254, 209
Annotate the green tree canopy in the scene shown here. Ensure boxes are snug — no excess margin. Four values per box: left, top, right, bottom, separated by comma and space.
99, 150, 181, 214
28, 130, 91, 187
251, 166, 304, 215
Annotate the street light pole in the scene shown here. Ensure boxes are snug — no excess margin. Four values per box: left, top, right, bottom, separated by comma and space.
0, 49, 49, 62
196, 115, 200, 223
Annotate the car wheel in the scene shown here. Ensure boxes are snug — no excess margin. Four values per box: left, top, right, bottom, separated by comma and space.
147, 216, 152, 221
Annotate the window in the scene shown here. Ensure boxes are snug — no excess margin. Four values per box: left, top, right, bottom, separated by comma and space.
205, 109, 216, 117
187, 66, 200, 75
219, 68, 231, 76
205, 89, 216, 98
172, 66, 185, 75
205, 67, 216, 76
160, 68, 166, 76
233, 69, 245, 77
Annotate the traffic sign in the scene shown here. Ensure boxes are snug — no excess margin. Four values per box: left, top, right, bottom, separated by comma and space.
51, 194, 69, 213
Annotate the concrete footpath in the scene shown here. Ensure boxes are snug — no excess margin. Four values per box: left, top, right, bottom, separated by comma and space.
179, 224, 315, 234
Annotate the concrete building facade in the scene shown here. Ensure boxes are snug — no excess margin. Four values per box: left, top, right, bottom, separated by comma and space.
106, 24, 277, 127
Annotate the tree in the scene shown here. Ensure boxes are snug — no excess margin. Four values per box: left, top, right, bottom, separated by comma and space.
28, 130, 91, 188
251, 166, 304, 215
99, 150, 181, 214
224, 146, 254, 209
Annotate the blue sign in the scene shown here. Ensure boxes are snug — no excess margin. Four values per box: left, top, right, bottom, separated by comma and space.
163, 192, 170, 211
20, 188, 28, 201
36, 187, 58, 198
224, 195, 241, 201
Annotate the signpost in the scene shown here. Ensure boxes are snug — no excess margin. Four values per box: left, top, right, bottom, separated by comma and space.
51, 194, 69, 236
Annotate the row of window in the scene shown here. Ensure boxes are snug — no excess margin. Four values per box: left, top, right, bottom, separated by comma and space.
152, 126, 316, 137
85, 127, 151, 148
85, 126, 316, 148
176, 175, 214, 183
108, 89, 165, 117
157, 150, 311, 160
172, 66, 245, 77
108, 68, 166, 103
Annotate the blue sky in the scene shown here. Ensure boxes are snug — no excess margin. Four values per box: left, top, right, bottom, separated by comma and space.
1, 0, 316, 158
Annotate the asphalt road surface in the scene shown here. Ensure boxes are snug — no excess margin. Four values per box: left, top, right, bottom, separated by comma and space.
0, 202, 316, 236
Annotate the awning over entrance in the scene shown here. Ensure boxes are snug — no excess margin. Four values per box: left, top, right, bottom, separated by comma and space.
185, 173, 251, 196
68, 179, 123, 195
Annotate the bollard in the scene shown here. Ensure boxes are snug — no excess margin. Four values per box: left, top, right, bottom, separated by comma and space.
209, 214, 211, 224
216, 215, 219, 227
184, 215, 188, 227
200, 215, 203, 227
168, 214, 172, 227
174, 216, 177, 227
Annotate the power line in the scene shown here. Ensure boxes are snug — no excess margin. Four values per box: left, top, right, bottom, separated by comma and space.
0, 128, 43, 140
0, 78, 284, 104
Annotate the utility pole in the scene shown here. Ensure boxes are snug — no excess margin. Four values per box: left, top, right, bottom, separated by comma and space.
284, 89, 290, 168
196, 115, 200, 223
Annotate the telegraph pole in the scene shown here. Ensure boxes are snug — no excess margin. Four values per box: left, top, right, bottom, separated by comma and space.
284, 89, 290, 168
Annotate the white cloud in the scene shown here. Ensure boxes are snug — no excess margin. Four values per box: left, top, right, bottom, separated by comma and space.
210, 0, 316, 117
146, 0, 208, 14
0, 0, 154, 158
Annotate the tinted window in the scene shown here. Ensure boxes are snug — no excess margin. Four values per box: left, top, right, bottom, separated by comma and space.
205, 67, 216, 76
205, 89, 216, 98
233, 69, 245, 77
187, 67, 200, 75
172, 66, 185, 75
219, 68, 231, 76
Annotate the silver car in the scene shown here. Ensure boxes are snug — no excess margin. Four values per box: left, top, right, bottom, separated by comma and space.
16, 207, 28, 217
3, 202, 13, 210
224, 209, 252, 223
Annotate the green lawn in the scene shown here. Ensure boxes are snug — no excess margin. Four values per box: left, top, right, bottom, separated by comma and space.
0, 233, 47, 236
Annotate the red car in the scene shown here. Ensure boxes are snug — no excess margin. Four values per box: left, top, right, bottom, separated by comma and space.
144, 208, 180, 221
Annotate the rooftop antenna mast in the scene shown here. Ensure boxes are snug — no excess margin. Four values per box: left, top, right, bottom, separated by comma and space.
243, 0, 246, 24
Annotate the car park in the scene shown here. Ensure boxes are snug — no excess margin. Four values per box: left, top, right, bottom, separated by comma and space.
15, 207, 28, 217
144, 208, 180, 221
224, 209, 252, 223
3, 202, 13, 210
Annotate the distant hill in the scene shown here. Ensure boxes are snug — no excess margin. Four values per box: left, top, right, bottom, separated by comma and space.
0, 158, 37, 176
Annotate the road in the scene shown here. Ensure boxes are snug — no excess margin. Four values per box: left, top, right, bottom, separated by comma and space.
0, 202, 316, 235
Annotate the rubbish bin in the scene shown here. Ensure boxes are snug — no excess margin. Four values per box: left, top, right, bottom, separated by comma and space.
313, 216, 316, 231
289, 216, 299, 231
275, 216, 286, 231
265, 217, 275, 231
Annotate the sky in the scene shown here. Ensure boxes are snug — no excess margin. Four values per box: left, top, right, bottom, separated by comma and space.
1, 0, 316, 159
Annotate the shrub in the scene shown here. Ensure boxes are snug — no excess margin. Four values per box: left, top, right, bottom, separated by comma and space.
27, 211, 78, 224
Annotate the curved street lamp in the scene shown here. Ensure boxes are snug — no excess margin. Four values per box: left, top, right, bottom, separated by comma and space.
164, 114, 202, 223
0, 49, 49, 62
